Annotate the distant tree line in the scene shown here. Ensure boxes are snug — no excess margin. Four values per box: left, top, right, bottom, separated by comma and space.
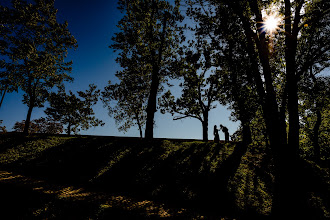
13, 117, 63, 134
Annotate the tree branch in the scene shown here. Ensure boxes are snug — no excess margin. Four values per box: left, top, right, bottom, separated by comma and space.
174, 114, 202, 121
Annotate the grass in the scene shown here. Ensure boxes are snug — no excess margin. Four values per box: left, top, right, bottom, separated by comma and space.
0, 133, 329, 219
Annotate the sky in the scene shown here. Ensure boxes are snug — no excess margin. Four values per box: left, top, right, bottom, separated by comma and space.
0, 0, 239, 140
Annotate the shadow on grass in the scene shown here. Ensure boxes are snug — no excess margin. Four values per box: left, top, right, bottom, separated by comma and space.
0, 134, 259, 218
0, 170, 203, 219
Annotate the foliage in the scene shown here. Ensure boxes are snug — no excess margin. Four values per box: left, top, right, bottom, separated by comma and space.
0, 0, 77, 134
111, 0, 185, 139
0, 3, 20, 108
159, 38, 222, 141
185, 0, 260, 145
102, 78, 147, 138
186, 0, 330, 216
45, 84, 104, 135
300, 76, 330, 161
12, 117, 63, 134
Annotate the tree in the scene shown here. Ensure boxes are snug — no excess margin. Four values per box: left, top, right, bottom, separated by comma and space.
159, 39, 221, 141
187, 0, 330, 217
1, 0, 77, 134
45, 84, 104, 135
12, 117, 63, 134
111, 0, 184, 139
300, 74, 330, 163
0, 4, 20, 109
102, 77, 148, 138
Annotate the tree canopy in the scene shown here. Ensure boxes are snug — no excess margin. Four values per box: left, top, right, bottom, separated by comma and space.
111, 0, 185, 139
102, 76, 148, 138
0, 0, 77, 134
186, 0, 330, 217
45, 84, 104, 135
159, 38, 222, 141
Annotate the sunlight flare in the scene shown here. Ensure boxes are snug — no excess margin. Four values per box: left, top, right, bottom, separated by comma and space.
262, 4, 283, 35
264, 15, 281, 33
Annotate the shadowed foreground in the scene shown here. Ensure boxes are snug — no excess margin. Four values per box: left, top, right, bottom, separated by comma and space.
0, 170, 201, 219
0, 133, 329, 219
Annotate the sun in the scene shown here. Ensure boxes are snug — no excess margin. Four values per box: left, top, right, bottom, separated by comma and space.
262, 3, 283, 35
263, 14, 281, 34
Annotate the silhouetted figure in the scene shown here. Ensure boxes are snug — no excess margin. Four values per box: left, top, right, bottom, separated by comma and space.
213, 125, 219, 143
0, 126, 6, 133
220, 124, 229, 142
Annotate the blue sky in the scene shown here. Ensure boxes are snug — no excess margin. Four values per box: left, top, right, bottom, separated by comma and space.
0, 0, 239, 140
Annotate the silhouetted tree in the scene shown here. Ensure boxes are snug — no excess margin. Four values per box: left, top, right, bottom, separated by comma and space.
45, 84, 104, 135
187, 0, 330, 217
159, 38, 221, 141
102, 76, 147, 138
183, 2, 258, 145
0, 4, 20, 109
1, 0, 77, 134
111, 0, 184, 139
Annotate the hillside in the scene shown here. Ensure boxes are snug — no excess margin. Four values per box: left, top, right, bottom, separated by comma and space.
0, 133, 329, 219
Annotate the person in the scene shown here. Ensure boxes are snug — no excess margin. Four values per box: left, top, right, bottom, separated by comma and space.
213, 125, 219, 143
220, 124, 229, 142
0, 126, 6, 134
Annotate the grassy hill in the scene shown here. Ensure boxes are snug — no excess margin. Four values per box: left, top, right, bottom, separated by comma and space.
0, 133, 329, 219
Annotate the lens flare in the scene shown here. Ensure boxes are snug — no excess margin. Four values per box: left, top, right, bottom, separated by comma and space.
264, 15, 280, 33
262, 4, 283, 35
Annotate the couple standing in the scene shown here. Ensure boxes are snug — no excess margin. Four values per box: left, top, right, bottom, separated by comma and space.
214, 124, 229, 143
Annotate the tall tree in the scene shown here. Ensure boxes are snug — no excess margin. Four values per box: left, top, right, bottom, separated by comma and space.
1, 0, 77, 134
45, 84, 104, 135
159, 40, 221, 141
0, 4, 20, 109
187, 0, 330, 217
111, 0, 184, 139
102, 75, 148, 138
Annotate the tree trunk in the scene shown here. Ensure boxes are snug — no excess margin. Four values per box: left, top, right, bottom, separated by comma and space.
242, 122, 252, 146
287, 63, 300, 159
145, 14, 167, 140
145, 70, 160, 140
202, 112, 208, 142
229, 2, 301, 216
0, 86, 8, 109
313, 109, 321, 163
24, 77, 36, 135
271, 2, 302, 218
67, 121, 71, 135
310, 66, 321, 163
135, 111, 143, 138
285, 0, 300, 159
138, 124, 143, 139
23, 102, 34, 135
